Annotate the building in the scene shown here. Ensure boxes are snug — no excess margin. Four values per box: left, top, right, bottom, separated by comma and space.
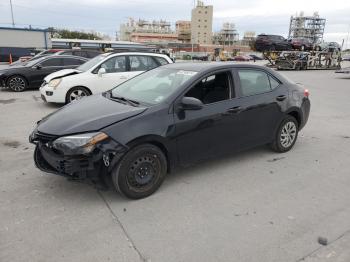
0, 27, 51, 49
241, 31, 256, 46
130, 33, 179, 44
176, 21, 191, 43
213, 23, 239, 46
288, 12, 326, 43
191, 1, 213, 45
119, 18, 175, 44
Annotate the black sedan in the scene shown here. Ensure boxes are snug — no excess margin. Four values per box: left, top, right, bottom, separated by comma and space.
30, 63, 311, 199
0, 55, 88, 91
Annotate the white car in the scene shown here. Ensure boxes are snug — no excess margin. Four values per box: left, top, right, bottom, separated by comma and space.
40, 52, 173, 103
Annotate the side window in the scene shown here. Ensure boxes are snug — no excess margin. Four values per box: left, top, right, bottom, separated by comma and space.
63, 58, 85, 66
129, 55, 158, 71
154, 57, 169, 66
100, 56, 126, 73
238, 70, 272, 96
185, 72, 231, 104
269, 76, 280, 89
41, 58, 62, 67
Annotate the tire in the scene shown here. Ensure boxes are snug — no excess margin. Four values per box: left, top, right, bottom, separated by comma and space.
7, 75, 28, 92
112, 144, 167, 199
66, 86, 90, 104
269, 45, 276, 51
270, 116, 299, 153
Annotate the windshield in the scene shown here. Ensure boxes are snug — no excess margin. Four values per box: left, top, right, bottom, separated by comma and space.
76, 53, 109, 71
111, 68, 197, 105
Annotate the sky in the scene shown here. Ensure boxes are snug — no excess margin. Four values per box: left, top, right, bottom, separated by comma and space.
1, 0, 350, 47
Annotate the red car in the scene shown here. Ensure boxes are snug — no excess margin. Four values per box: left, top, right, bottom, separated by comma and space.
290, 38, 313, 51
232, 55, 252, 61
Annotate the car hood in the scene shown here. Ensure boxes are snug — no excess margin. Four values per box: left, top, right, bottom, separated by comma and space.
44, 69, 82, 82
37, 93, 147, 136
0, 65, 27, 74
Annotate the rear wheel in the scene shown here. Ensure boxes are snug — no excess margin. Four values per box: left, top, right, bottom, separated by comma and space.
270, 116, 298, 153
66, 87, 90, 104
112, 144, 167, 199
7, 75, 27, 92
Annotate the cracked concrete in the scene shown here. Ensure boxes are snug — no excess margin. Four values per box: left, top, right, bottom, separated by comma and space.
1, 62, 350, 261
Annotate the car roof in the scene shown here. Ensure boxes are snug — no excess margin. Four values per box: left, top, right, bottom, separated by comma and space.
161, 62, 271, 72
39, 55, 89, 60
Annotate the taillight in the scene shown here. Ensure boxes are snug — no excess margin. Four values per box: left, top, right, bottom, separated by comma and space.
304, 89, 309, 97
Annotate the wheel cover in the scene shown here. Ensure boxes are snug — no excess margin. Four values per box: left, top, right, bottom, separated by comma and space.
126, 153, 161, 192
280, 121, 297, 148
9, 77, 25, 91
69, 89, 88, 102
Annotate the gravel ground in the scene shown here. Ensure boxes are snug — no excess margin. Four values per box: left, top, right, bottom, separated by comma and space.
1, 62, 350, 262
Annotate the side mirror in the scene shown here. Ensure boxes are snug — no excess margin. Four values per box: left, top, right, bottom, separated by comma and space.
180, 97, 203, 111
98, 67, 106, 77
35, 64, 42, 70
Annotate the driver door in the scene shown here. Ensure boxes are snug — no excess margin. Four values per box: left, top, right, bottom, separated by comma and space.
89, 55, 128, 93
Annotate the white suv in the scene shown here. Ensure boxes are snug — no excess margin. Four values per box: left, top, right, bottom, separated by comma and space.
40, 52, 173, 104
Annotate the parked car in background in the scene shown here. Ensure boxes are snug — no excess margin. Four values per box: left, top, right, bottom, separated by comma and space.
0, 47, 31, 63
249, 54, 263, 61
10, 49, 64, 66
40, 52, 173, 104
0, 55, 88, 92
342, 55, 350, 61
255, 34, 292, 52
231, 55, 252, 61
290, 38, 313, 50
30, 63, 310, 199
55, 49, 102, 59
314, 42, 341, 51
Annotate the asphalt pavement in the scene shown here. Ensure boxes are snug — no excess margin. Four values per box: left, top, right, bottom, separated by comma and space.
1, 63, 350, 262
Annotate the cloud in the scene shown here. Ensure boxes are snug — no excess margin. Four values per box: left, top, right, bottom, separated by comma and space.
0, 0, 349, 44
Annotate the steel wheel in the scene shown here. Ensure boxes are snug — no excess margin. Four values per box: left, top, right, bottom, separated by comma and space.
280, 121, 297, 148
112, 144, 167, 199
8, 76, 27, 92
126, 154, 161, 193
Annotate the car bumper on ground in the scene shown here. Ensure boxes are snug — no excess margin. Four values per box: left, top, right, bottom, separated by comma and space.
300, 98, 311, 130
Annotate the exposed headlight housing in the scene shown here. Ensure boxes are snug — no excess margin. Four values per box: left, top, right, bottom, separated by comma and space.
48, 78, 62, 88
52, 132, 108, 155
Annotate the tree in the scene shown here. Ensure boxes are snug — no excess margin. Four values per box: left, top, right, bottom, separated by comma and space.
48, 28, 103, 40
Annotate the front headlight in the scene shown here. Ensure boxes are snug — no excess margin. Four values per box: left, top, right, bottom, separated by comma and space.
52, 132, 108, 155
48, 78, 62, 88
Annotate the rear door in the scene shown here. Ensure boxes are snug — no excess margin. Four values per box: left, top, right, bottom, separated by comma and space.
127, 55, 161, 79
233, 68, 287, 145
62, 57, 86, 68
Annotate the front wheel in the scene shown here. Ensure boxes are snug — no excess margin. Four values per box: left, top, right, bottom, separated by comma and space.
112, 144, 167, 199
66, 86, 90, 104
270, 116, 299, 153
7, 75, 28, 92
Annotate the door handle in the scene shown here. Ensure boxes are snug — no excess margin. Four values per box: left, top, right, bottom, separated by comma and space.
119, 76, 128, 80
226, 106, 242, 114
276, 95, 287, 101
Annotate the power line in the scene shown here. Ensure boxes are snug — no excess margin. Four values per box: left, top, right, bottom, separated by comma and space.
9, 0, 15, 26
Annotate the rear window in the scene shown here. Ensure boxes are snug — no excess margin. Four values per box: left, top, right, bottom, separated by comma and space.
154, 56, 169, 65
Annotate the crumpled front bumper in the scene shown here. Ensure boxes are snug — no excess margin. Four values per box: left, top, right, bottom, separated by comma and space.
30, 130, 128, 185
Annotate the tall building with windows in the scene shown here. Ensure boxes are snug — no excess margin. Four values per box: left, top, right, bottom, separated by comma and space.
191, 1, 213, 45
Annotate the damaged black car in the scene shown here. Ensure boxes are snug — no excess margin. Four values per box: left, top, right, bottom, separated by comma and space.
30, 63, 310, 199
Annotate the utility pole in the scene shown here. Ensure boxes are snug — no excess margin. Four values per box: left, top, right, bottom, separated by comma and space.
10, 0, 15, 27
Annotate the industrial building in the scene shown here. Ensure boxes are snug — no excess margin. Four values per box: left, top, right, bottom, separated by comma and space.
191, 1, 213, 45
288, 12, 326, 43
176, 21, 191, 43
213, 23, 239, 46
119, 18, 176, 44
0, 27, 51, 49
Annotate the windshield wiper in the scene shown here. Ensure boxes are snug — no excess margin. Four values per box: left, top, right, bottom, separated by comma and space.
110, 94, 140, 107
